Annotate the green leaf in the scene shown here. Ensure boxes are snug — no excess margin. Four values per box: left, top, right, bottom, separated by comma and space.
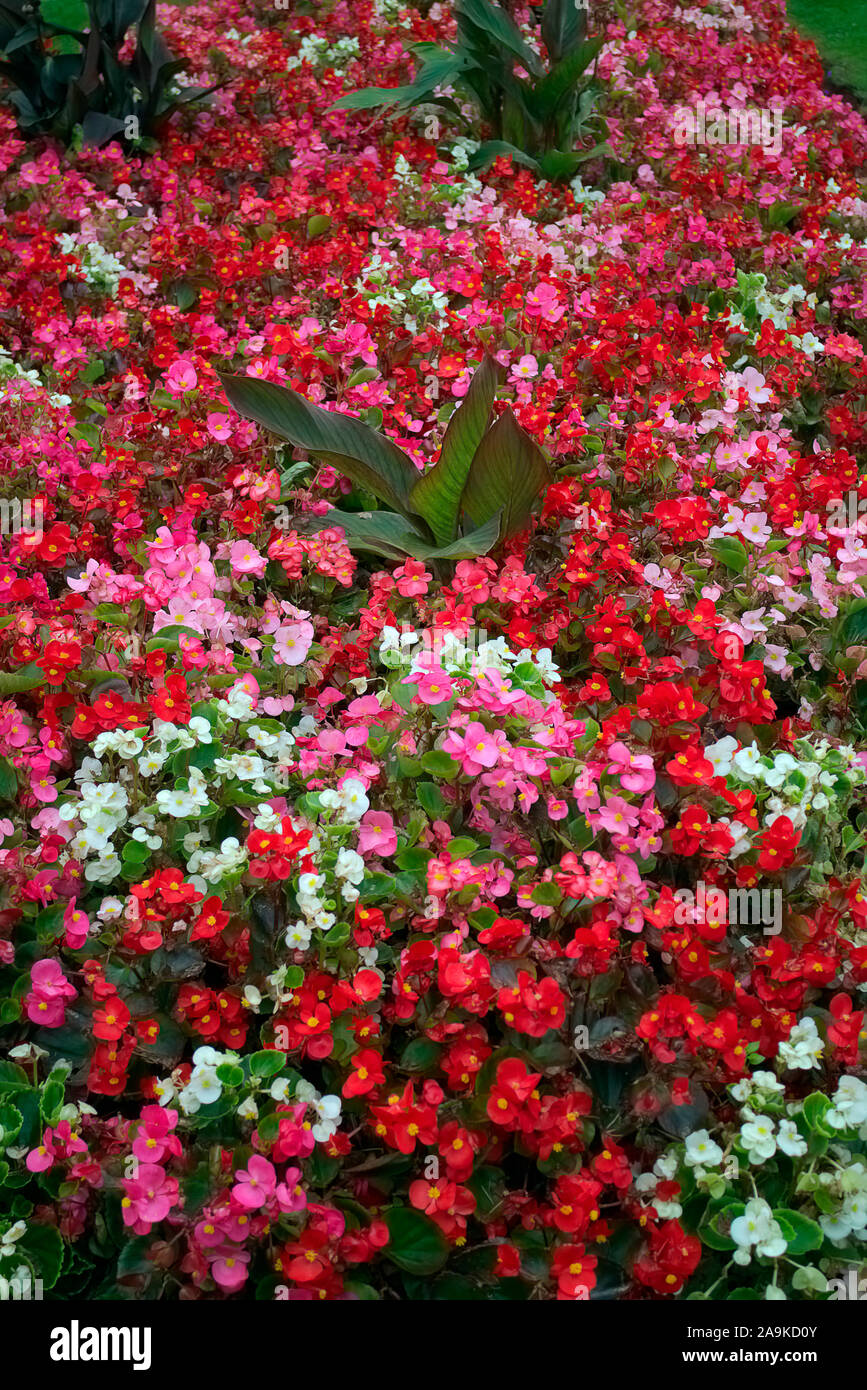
145, 624, 201, 653
541, 0, 588, 62
217, 373, 422, 521
17, 1224, 64, 1289
0, 1061, 30, 1092
399, 1037, 442, 1072
421, 750, 460, 780
248, 1050, 287, 1079
302, 508, 426, 561
384, 1207, 450, 1274
530, 38, 602, 120
773, 1208, 823, 1255
465, 139, 541, 173
802, 1092, 833, 1135
460, 409, 551, 540
0, 1103, 23, 1145
409, 355, 499, 545
417, 781, 447, 818
0, 755, 17, 801
456, 0, 544, 76
708, 536, 749, 573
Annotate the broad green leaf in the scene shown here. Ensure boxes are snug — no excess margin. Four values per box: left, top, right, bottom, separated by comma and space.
528, 38, 603, 121
248, 1050, 286, 1079
541, 0, 588, 63
708, 535, 749, 573
330, 49, 468, 113
456, 0, 544, 76
460, 409, 550, 540
303, 509, 427, 561
218, 373, 421, 520
304, 506, 501, 562
773, 1208, 823, 1256
409, 355, 498, 545
17, 1224, 64, 1288
0, 755, 17, 801
466, 139, 541, 173
384, 1207, 450, 1274
425, 509, 503, 559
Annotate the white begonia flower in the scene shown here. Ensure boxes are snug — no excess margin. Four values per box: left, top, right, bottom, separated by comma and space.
704, 736, 738, 777
776, 1118, 807, 1157
188, 716, 213, 743
819, 1210, 853, 1242
684, 1130, 724, 1168
336, 848, 365, 883
311, 1094, 342, 1143
138, 750, 166, 776
730, 1198, 787, 1265
236, 1097, 259, 1121
156, 787, 201, 818
338, 778, 369, 821
285, 922, 312, 950
827, 1075, 867, 1129
764, 752, 799, 789
740, 1114, 777, 1163
732, 744, 764, 778
151, 1077, 176, 1106
777, 1016, 824, 1071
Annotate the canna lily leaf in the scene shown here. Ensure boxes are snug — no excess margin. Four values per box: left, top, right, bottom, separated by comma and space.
465, 139, 541, 173
409, 354, 499, 545
456, 0, 544, 78
460, 409, 551, 541
300, 506, 503, 562
217, 372, 423, 522
540, 0, 589, 64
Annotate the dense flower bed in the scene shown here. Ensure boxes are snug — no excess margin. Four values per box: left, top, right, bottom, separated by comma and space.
2, 0, 867, 1302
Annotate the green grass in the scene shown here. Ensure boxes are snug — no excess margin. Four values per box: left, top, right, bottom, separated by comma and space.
788, 0, 867, 102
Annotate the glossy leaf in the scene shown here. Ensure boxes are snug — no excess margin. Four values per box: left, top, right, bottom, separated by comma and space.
218, 372, 422, 520
460, 409, 550, 540
409, 355, 498, 545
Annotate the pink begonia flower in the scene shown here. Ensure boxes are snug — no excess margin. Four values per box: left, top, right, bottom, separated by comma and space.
63, 899, 90, 950
0, 817, 13, 839
524, 283, 563, 323
274, 621, 314, 666
120, 1163, 179, 1231
442, 721, 503, 774
206, 412, 232, 441
595, 795, 640, 836
736, 511, 772, 546
509, 354, 539, 381
262, 695, 295, 716
414, 669, 454, 706
547, 797, 569, 821
132, 1106, 180, 1164
572, 768, 600, 812
232, 1155, 277, 1210
26, 1130, 57, 1172
25, 958, 77, 1027
606, 742, 655, 794
164, 358, 198, 394
357, 811, 398, 857
30, 773, 58, 804
209, 1246, 251, 1292
394, 558, 432, 597
276, 1167, 307, 1213
317, 728, 347, 755
194, 1216, 226, 1248
229, 539, 267, 578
